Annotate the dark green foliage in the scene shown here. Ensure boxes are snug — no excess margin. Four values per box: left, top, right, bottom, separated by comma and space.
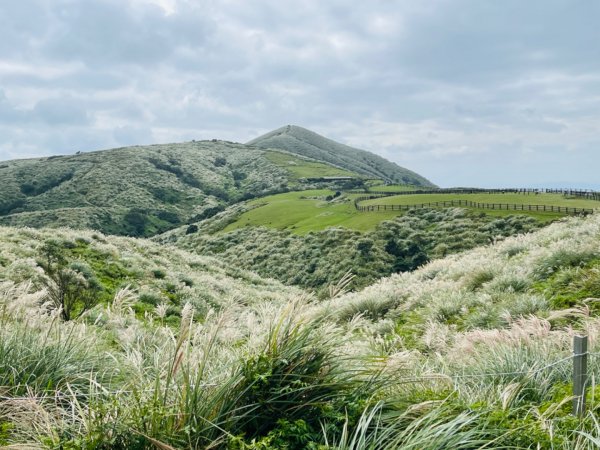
186, 224, 199, 234
214, 156, 227, 167
149, 157, 184, 177
156, 210, 180, 224
37, 240, 104, 321
123, 209, 149, 237
226, 317, 372, 447
150, 187, 184, 204
232, 170, 247, 181
356, 238, 374, 258
339, 178, 365, 190
0, 198, 25, 216
152, 269, 167, 279
19, 170, 74, 196
189, 205, 225, 223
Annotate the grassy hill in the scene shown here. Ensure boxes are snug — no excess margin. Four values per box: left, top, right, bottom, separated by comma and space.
164, 203, 542, 296
0, 141, 371, 237
2, 214, 600, 448
222, 190, 398, 234
248, 125, 435, 186
0, 226, 300, 320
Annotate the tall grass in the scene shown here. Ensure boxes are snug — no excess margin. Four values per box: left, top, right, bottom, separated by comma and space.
2, 213, 600, 447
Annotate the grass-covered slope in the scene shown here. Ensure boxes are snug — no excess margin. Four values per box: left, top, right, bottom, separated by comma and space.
0, 226, 301, 320
167, 206, 542, 296
3, 215, 600, 448
248, 124, 435, 186
0, 141, 295, 236
222, 189, 401, 234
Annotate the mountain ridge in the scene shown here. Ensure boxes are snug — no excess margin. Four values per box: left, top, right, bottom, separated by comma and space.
248, 125, 435, 187
0, 128, 435, 237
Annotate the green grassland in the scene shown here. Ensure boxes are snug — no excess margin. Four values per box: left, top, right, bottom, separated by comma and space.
265, 151, 357, 180
361, 192, 599, 221
222, 190, 402, 234
221, 190, 598, 236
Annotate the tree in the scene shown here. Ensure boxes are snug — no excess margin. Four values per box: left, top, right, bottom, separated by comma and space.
37, 240, 103, 321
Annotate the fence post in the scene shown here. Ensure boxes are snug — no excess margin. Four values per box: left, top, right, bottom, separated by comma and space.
573, 335, 588, 417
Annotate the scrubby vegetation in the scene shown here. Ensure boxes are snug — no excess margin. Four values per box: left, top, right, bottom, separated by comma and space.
1, 128, 599, 447
0, 227, 301, 322
171, 207, 542, 296
2, 214, 600, 448
0, 141, 314, 237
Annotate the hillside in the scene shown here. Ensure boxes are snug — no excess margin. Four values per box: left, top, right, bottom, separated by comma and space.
162, 203, 542, 295
0, 140, 369, 237
3, 215, 600, 448
0, 226, 301, 318
248, 125, 435, 186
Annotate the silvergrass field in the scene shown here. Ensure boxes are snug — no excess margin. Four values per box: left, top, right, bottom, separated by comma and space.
1, 127, 600, 449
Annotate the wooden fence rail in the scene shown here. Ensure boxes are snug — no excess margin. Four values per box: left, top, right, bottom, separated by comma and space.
348, 187, 600, 201
354, 199, 595, 215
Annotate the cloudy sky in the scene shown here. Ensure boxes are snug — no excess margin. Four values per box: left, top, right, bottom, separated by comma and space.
1, 0, 599, 188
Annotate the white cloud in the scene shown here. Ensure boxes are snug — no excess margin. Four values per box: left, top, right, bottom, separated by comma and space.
0, 0, 598, 187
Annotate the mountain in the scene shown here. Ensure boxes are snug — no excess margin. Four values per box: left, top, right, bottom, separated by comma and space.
247, 125, 435, 187
0, 140, 296, 236
0, 129, 435, 237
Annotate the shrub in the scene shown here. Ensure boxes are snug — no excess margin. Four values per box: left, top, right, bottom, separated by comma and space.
186, 224, 199, 234
37, 240, 103, 321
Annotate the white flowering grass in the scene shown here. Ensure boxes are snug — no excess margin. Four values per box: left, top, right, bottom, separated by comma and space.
1, 213, 600, 447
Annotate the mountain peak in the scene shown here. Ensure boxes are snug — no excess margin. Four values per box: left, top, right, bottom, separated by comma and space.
248, 125, 435, 187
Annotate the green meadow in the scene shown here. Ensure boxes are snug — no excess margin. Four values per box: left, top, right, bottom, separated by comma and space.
221, 189, 600, 235
361, 192, 599, 221
222, 190, 401, 234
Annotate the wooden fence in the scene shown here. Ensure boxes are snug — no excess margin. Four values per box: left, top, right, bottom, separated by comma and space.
355, 199, 595, 215
350, 187, 600, 201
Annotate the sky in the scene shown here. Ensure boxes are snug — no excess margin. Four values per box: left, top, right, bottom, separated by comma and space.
1, 0, 599, 188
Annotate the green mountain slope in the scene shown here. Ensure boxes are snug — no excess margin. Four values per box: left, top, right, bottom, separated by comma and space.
248, 125, 435, 186
0, 141, 300, 236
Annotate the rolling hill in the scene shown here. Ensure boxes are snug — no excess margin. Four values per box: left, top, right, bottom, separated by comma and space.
0, 225, 301, 317
0, 141, 368, 237
248, 124, 435, 186
0, 140, 295, 236
0, 132, 436, 237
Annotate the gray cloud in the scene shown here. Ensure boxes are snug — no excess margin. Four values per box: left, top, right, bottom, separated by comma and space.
0, 0, 599, 187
